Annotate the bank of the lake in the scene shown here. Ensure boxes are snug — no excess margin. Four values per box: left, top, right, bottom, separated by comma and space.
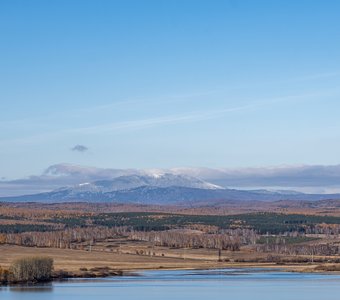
2, 269, 340, 300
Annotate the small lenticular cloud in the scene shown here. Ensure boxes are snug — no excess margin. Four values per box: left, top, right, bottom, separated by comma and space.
71, 144, 88, 153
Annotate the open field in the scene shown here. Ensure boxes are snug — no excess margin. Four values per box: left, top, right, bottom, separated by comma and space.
0, 244, 222, 272
0, 244, 325, 274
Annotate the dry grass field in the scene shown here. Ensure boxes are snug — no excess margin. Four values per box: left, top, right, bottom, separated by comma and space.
0, 241, 325, 275
0, 244, 262, 273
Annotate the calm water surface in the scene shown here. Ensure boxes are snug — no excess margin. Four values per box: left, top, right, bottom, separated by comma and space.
1, 268, 340, 300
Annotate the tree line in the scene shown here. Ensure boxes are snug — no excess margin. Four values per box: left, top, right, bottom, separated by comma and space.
0, 226, 128, 248
0, 256, 53, 284
130, 228, 258, 250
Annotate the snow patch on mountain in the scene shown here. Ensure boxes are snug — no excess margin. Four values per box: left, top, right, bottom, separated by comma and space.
61, 173, 224, 194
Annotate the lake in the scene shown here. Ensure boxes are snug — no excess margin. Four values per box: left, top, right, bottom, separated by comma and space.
1, 268, 340, 300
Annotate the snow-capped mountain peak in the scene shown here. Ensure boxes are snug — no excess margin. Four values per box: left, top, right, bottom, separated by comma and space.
60, 173, 224, 194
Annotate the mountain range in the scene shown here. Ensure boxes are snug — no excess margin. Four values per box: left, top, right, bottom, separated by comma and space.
1, 171, 340, 205
3, 163, 340, 198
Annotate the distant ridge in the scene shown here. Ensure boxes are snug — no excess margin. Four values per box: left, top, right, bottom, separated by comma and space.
3, 163, 340, 197
1, 173, 340, 205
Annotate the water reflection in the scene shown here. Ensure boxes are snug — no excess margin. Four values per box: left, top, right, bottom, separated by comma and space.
10, 283, 53, 293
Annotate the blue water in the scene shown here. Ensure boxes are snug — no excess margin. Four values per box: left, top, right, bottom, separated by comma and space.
1, 268, 340, 300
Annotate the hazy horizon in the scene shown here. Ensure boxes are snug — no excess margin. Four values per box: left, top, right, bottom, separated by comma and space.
2, 162, 340, 196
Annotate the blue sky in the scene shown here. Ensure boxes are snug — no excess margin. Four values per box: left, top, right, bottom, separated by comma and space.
1, 0, 340, 179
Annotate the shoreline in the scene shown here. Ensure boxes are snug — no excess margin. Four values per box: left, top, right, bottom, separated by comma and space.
52, 262, 340, 279
2, 263, 340, 286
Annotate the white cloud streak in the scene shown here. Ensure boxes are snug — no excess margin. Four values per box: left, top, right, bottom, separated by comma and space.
0, 89, 338, 147
1, 70, 339, 129
59, 91, 337, 135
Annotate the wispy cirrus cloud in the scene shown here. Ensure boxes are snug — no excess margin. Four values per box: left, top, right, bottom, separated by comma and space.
1, 70, 339, 130
63, 91, 337, 135
0, 89, 338, 147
